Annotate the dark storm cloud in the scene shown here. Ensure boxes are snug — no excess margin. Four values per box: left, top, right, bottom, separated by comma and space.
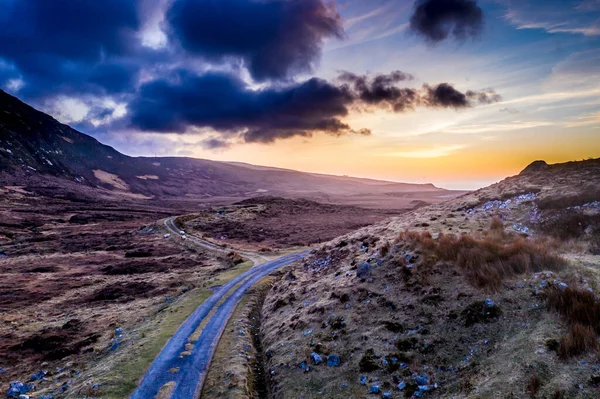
409, 0, 484, 42
127, 69, 500, 143
201, 138, 233, 150
0, 0, 141, 99
128, 69, 359, 143
166, 0, 344, 81
338, 71, 419, 112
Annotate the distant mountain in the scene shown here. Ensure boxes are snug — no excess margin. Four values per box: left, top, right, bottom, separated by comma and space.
0, 90, 456, 207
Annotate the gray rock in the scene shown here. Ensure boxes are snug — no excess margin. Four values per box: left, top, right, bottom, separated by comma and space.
7, 382, 34, 398
29, 370, 45, 382
357, 262, 372, 278
327, 354, 341, 367
310, 352, 323, 365
369, 385, 380, 394
559, 282, 568, 291
415, 374, 429, 385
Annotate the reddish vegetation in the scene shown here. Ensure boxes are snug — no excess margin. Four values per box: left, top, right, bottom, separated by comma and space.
397, 228, 565, 291
547, 287, 600, 358
185, 197, 405, 249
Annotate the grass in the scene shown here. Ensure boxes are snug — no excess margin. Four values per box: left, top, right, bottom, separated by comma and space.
201, 277, 275, 399
99, 287, 212, 397
546, 286, 600, 358
99, 260, 254, 397
397, 224, 566, 291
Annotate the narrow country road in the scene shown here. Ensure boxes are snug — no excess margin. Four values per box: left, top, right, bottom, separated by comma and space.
164, 217, 268, 265
130, 218, 308, 399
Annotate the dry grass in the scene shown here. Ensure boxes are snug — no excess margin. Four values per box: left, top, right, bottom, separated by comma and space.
397, 227, 566, 291
557, 323, 597, 358
546, 286, 600, 358
527, 373, 541, 398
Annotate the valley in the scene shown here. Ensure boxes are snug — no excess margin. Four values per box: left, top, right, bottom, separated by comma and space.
0, 90, 599, 399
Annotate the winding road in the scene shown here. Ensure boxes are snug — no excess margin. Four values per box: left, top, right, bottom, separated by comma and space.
130, 217, 308, 399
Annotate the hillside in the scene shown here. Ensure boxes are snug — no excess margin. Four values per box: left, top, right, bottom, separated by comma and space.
258, 158, 600, 398
0, 90, 458, 208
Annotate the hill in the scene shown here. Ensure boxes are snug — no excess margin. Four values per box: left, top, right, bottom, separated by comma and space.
258, 158, 600, 398
0, 89, 458, 208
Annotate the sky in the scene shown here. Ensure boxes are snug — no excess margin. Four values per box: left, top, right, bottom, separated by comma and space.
0, 0, 599, 189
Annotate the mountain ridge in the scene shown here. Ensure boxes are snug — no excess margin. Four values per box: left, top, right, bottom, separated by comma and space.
0, 89, 454, 208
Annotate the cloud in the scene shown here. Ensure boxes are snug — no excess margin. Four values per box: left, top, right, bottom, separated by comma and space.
126, 68, 500, 144
0, 0, 143, 100
409, 0, 484, 42
504, 0, 600, 37
166, 0, 344, 82
201, 137, 233, 150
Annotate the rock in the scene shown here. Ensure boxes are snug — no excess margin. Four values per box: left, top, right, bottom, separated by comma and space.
558, 282, 568, 291
520, 160, 548, 174
29, 370, 45, 382
397, 381, 406, 390
299, 361, 310, 372
369, 385, 380, 394
324, 353, 340, 367
357, 262, 372, 278
415, 374, 429, 385
310, 352, 323, 365
382, 391, 392, 398
7, 382, 34, 398
360, 376, 368, 385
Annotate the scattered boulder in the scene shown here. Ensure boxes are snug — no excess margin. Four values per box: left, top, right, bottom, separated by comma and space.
357, 262, 372, 279
310, 352, 323, 365
369, 385, 380, 394
7, 382, 34, 398
327, 354, 341, 367
29, 370, 45, 382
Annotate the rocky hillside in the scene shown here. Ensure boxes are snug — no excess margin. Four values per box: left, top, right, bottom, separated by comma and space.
0, 89, 456, 207
259, 158, 600, 398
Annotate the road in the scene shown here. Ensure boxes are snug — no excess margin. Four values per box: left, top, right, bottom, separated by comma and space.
164, 217, 268, 266
130, 218, 308, 399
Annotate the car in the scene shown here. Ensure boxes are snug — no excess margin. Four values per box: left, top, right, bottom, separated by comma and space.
179, 230, 185, 235
163, 233, 171, 238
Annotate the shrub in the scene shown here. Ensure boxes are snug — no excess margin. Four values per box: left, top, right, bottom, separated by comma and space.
490, 216, 504, 231
397, 230, 566, 291
546, 287, 600, 334
527, 374, 540, 398
547, 287, 600, 358
558, 323, 597, 358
